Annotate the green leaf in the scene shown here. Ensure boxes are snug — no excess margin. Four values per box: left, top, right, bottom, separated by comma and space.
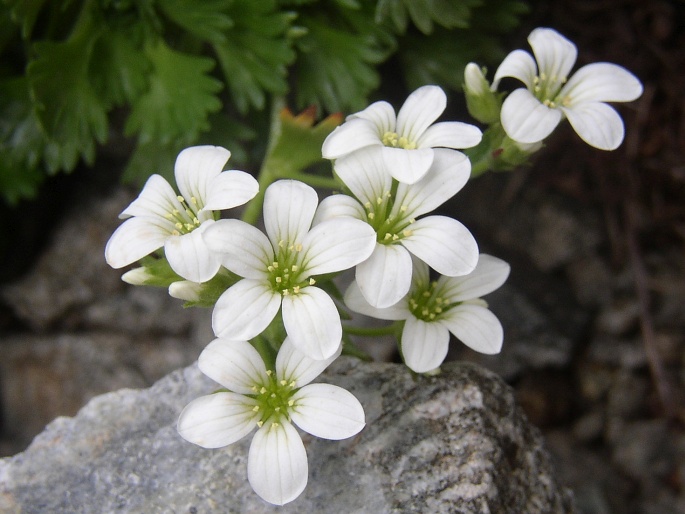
400, 26, 512, 92
157, 0, 234, 43
198, 110, 258, 169
212, 0, 295, 113
0, 78, 45, 168
3, 0, 48, 38
375, 0, 480, 35
124, 40, 223, 146
26, 9, 109, 172
0, 78, 46, 203
264, 106, 341, 177
293, 13, 389, 113
90, 25, 150, 107
122, 138, 186, 186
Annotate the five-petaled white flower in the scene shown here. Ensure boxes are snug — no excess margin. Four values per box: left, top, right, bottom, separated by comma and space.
105, 146, 259, 283
177, 337, 365, 506
321, 85, 482, 184
202, 179, 376, 360
344, 254, 510, 373
493, 27, 643, 150
314, 146, 479, 309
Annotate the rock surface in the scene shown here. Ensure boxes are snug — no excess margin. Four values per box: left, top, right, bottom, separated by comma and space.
0, 358, 574, 514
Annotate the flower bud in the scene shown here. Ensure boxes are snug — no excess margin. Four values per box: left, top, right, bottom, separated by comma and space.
121, 267, 152, 286
464, 63, 502, 124
169, 280, 203, 302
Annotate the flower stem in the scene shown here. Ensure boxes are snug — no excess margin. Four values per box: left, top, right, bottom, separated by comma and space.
343, 323, 399, 337
241, 96, 286, 225
285, 172, 340, 190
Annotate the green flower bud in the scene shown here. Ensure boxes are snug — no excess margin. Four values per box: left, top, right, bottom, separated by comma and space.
464, 63, 502, 125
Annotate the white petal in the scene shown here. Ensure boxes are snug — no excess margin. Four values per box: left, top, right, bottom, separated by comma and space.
441, 303, 503, 354
343, 280, 409, 321
492, 49, 537, 89
333, 146, 392, 206
396, 85, 446, 142
248, 420, 308, 506
264, 180, 318, 248
500, 88, 563, 144
174, 145, 231, 208
276, 337, 341, 388
391, 149, 470, 219
417, 121, 482, 150
177, 392, 258, 449
561, 102, 625, 150
198, 338, 268, 394
321, 118, 382, 159
120, 174, 184, 219
203, 170, 259, 212
561, 62, 643, 104
356, 243, 413, 309
202, 219, 273, 279
410, 255, 431, 289
401, 216, 479, 277
348, 100, 396, 134
401, 317, 450, 373
312, 194, 366, 226
282, 287, 342, 360
164, 223, 221, 283
212, 279, 281, 340
302, 218, 376, 276
105, 216, 171, 269
381, 146, 435, 184
290, 384, 365, 440
528, 27, 577, 85
438, 254, 511, 302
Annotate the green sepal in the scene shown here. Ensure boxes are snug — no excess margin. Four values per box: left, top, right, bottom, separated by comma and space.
181, 270, 241, 308
137, 256, 184, 287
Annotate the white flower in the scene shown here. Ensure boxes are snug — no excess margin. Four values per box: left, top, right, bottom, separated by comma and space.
322, 85, 482, 184
344, 254, 510, 373
202, 180, 376, 360
493, 27, 643, 150
105, 146, 259, 282
314, 146, 479, 309
177, 337, 365, 506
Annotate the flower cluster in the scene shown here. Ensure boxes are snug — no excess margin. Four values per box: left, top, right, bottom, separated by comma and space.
105, 26, 641, 506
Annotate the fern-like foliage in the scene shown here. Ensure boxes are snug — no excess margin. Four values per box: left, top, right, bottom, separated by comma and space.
0, 0, 529, 204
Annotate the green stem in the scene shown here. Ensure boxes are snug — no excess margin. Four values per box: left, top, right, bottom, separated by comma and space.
343, 323, 399, 337
284, 172, 340, 190
241, 96, 286, 225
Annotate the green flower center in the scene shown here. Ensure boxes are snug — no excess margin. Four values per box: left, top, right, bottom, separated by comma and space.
165, 195, 204, 236
250, 370, 297, 426
532, 73, 572, 108
382, 131, 417, 150
267, 240, 315, 296
362, 189, 416, 246
408, 280, 456, 322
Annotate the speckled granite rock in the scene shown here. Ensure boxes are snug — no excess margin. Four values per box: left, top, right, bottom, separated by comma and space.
0, 358, 574, 514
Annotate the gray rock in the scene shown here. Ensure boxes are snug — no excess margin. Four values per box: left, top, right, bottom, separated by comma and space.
0, 358, 574, 514
0, 330, 209, 453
